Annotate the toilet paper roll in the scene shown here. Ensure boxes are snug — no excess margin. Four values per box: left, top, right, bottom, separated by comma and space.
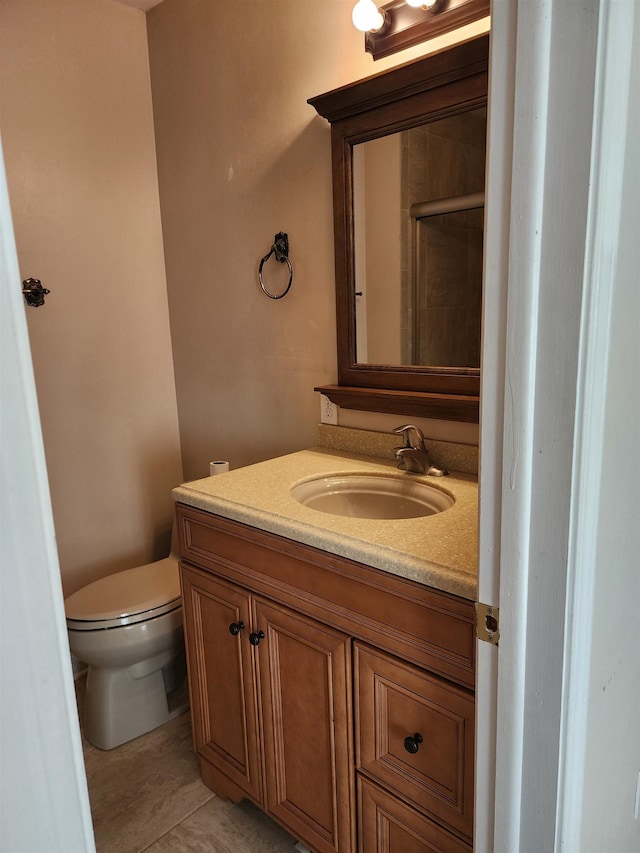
209, 460, 230, 476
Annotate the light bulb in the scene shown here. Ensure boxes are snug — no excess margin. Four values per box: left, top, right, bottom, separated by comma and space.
406, 0, 439, 8
352, 0, 384, 33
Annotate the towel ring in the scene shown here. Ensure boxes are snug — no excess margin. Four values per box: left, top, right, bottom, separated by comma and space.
258, 232, 293, 300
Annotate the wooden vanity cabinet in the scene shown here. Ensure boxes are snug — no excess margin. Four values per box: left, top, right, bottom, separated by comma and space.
177, 504, 475, 852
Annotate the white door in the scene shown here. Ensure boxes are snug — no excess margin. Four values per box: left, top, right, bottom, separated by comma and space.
0, 139, 95, 852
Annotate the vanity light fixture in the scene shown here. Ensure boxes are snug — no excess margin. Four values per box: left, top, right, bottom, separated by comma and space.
354, 0, 489, 60
352, 0, 442, 35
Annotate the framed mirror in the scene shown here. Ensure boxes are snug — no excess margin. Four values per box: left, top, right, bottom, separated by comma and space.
309, 34, 489, 422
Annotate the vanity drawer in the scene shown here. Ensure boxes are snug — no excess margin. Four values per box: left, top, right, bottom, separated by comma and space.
354, 643, 474, 840
358, 776, 472, 853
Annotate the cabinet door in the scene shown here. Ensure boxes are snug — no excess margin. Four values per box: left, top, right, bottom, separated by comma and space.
180, 564, 262, 803
358, 777, 472, 853
254, 598, 355, 853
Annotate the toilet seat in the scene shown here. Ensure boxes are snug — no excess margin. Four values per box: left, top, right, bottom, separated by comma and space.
65, 556, 181, 631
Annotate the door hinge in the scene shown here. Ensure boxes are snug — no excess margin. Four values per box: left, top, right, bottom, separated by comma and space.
476, 602, 499, 645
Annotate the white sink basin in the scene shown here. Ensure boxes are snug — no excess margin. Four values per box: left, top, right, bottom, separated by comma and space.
291, 473, 454, 520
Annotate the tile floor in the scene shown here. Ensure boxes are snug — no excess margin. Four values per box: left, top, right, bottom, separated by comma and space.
76, 679, 297, 853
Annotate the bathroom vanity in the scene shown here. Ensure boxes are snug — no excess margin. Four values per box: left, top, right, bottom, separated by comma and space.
173, 432, 478, 852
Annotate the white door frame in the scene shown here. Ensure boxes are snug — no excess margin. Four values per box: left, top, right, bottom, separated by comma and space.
555, 0, 638, 848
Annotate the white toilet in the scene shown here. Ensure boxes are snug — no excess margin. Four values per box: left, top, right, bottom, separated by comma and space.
65, 533, 189, 751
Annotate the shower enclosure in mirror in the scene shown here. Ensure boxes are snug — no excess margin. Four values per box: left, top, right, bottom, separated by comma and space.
353, 108, 486, 368
310, 35, 489, 422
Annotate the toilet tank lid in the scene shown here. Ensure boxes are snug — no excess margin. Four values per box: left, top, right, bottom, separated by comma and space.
64, 557, 181, 622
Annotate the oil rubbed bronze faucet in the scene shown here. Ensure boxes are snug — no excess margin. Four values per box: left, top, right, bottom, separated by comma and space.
393, 424, 449, 477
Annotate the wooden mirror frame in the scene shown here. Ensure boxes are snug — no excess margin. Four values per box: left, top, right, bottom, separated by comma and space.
309, 34, 489, 423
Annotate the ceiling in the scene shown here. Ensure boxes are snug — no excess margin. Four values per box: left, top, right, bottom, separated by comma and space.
113, 0, 164, 11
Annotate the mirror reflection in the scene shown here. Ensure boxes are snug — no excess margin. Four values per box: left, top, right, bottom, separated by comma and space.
353, 107, 487, 368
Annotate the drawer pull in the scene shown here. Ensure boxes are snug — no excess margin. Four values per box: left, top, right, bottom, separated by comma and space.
228, 621, 245, 636
249, 630, 266, 646
403, 733, 424, 755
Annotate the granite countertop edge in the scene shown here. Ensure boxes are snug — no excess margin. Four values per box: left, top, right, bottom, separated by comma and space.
173, 448, 478, 602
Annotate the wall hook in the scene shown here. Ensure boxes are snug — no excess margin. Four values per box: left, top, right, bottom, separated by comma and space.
22, 278, 50, 307
258, 232, 293, 299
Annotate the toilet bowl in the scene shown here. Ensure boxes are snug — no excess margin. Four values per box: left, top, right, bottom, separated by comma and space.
65, 543, 189, 751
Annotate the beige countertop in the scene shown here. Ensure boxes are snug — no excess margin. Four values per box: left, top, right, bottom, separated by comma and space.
173, 446, 478, 601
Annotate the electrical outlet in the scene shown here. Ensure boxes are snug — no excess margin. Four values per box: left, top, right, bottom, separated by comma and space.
320, 393, 338, 425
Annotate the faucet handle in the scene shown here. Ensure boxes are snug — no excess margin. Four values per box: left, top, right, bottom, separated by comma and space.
392, 423, 425, 449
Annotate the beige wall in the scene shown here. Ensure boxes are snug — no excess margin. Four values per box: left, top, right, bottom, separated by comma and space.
147, 0, 488, 479
0, 0, 183, 595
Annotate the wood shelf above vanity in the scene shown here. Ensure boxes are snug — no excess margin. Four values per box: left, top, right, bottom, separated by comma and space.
316, 384, 480, 422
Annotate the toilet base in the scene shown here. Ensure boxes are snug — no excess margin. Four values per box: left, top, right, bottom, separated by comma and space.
83, 647, 189, 750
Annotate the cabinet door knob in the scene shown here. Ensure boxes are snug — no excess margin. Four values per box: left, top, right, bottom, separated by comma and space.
249, 630, 265, 646
403, 733, 424, 754
228, 621, 245, 636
